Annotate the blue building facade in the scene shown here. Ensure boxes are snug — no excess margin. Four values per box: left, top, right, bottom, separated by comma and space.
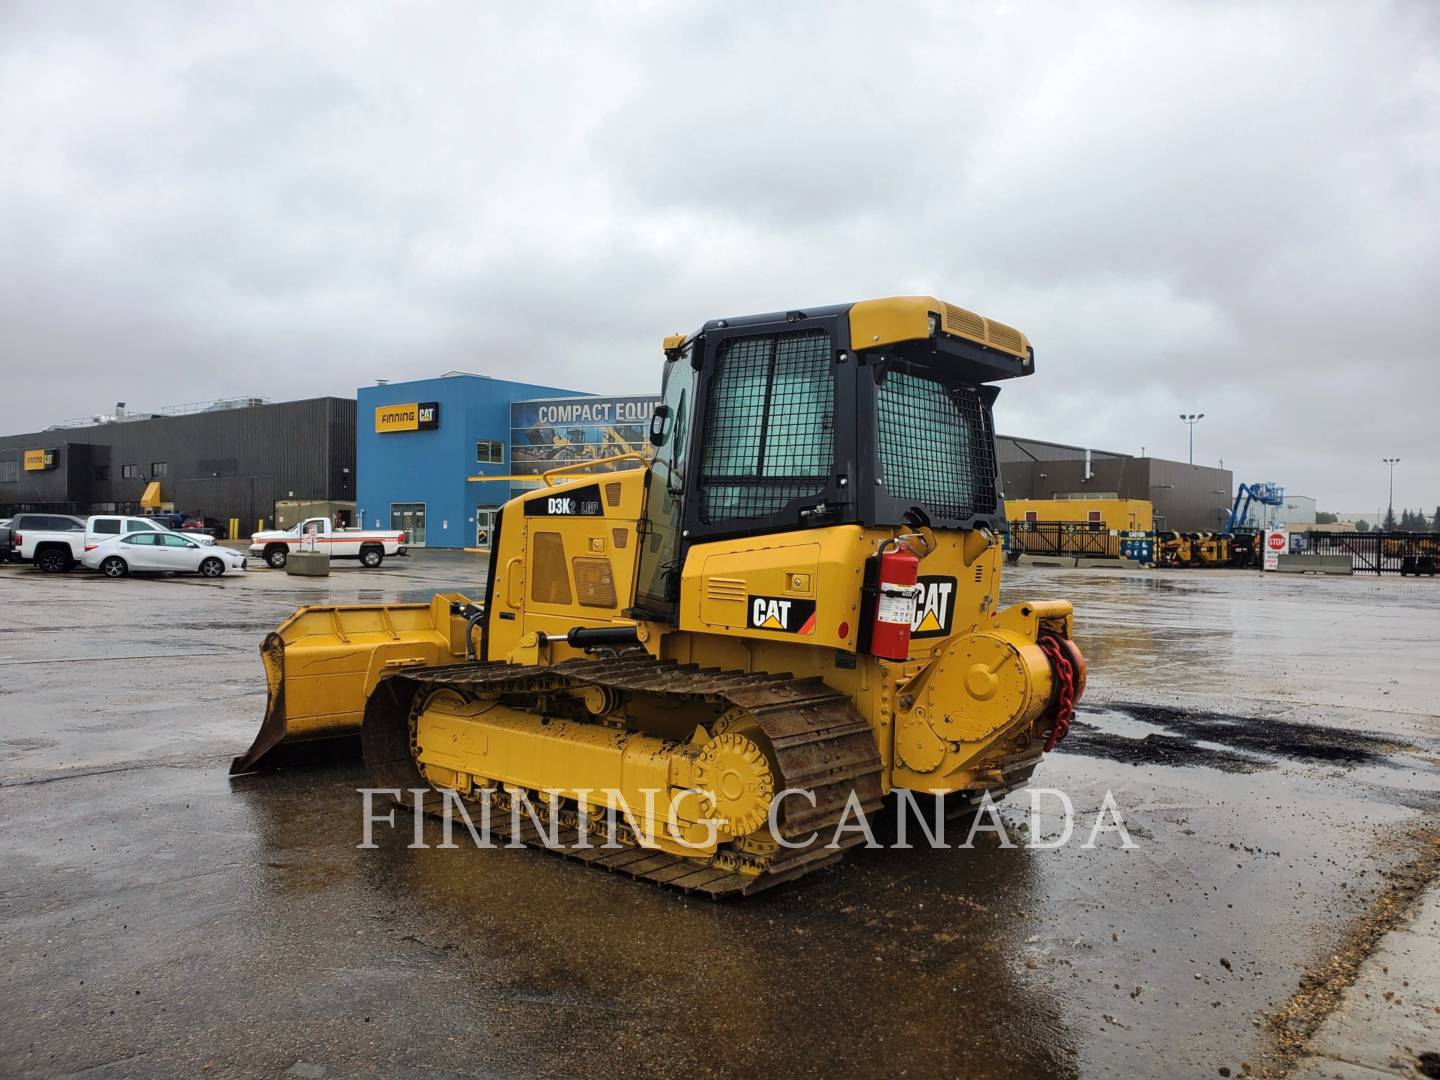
357, 373, 576, 549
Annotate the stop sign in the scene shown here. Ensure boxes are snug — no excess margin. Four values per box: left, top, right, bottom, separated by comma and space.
1267, 531, 1287, 552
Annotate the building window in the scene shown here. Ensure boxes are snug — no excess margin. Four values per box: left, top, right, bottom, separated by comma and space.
151, 462, 168, 477
476, 440, 504, 464
121, 464, 139, 479
95, 466, 110, 481
0, 451, 17, 483
390, 503, 426, 546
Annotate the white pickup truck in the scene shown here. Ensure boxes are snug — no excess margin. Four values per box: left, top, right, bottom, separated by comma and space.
9, 512, 87, 572
249, 517, 406, 569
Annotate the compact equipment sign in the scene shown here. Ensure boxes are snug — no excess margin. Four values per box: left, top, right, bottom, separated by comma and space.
375, 402, 440, 433
23, 448, 56, 471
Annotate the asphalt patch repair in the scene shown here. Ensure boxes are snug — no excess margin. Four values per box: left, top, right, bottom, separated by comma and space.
1064, 701, 1415, 773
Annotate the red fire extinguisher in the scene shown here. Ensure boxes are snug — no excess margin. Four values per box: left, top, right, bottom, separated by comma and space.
868, 539, 921, 661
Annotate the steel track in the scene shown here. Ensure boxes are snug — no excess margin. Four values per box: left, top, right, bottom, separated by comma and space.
363, 656, 885, 896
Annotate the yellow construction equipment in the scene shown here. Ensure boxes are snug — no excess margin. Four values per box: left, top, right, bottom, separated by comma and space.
1157, 530, 1249, 568
1192, 533, 1231, 567
232, 296, 1086, 895
1156, 531, 1195, 567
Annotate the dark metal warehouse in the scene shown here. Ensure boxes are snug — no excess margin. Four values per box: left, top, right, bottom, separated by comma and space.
0, 397, 356, 529
997, 435, 1234, 532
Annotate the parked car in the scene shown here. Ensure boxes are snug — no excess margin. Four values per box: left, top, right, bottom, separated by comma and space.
179, 515, 229, 541
0, 519, 15, 563
248, 517, 406, 569
83, 532, 247, 578
86, 515, 217, 548
9, 513, 87, 572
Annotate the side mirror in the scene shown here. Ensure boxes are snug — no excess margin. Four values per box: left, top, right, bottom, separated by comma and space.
649, 405, 671, 447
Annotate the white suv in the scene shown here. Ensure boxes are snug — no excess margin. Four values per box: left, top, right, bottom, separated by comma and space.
86, 515, 217, 547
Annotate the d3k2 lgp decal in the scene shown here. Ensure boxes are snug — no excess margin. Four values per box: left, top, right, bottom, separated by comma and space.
523, 483, 604, 517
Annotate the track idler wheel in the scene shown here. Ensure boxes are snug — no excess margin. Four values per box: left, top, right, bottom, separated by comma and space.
693, 732, 775, 838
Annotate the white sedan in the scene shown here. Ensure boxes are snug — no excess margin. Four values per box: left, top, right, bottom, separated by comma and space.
83, 532, 248, 578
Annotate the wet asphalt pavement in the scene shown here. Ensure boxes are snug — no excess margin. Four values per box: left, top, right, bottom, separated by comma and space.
1, 554, 1437, 1078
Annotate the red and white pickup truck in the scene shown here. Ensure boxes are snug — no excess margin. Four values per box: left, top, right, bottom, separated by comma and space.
248, 518, 406, 569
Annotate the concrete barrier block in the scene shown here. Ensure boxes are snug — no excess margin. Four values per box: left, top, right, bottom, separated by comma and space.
1276, 554, 1353, 575
285, 551, 330, 577
1015, 554, 1073, 568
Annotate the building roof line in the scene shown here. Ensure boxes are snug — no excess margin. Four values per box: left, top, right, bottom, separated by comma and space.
996, 433, 1131, 458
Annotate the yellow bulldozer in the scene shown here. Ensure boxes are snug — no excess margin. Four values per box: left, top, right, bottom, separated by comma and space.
231, 296, 1086, 895
1156, 531, 1195, 567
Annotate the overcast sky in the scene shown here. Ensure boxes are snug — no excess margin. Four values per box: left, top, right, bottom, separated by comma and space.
2, 1, 1436, 514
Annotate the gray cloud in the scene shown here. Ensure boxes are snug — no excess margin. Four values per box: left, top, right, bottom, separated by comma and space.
1, 0, 1436, 513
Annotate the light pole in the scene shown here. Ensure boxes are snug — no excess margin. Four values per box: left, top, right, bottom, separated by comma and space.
1179, 413, 1204, 465
1382, 457, 1400, 529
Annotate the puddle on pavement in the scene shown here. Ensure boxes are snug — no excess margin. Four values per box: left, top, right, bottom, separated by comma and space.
1064, 702, 1422, 774
1078, 708, 1173, 740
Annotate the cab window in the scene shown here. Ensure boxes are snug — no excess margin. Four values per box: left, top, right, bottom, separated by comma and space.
92, 519, 121, 535
698, 328, 833, 523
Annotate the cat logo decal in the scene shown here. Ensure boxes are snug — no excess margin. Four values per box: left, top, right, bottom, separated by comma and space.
911, 576, 957, 638
747, 595, 817, 634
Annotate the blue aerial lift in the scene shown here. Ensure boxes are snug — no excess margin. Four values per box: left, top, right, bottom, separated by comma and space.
1226, 482, 1285, 531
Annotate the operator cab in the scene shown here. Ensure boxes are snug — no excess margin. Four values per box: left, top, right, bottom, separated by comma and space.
633, 295, 1035, 620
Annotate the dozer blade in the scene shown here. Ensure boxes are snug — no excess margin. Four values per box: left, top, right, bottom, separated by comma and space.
229, 593, 477, 775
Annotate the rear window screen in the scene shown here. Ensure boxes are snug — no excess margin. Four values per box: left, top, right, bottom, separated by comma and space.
876, 370, 997, 520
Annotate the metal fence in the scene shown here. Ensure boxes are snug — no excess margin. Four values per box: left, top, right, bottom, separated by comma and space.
1298, 531, 1439, 575
1004, 521, 1123, 559
1001, 525, 1440, 574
